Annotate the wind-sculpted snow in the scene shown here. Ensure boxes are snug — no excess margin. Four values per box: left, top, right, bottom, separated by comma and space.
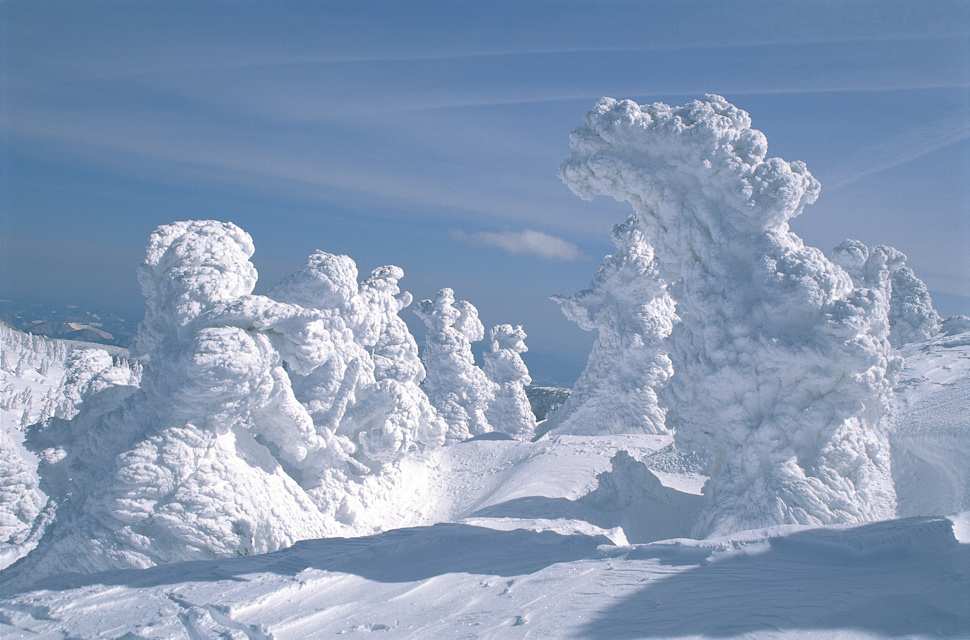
483, 324, 536, 439
561, 95, 899, 536
415, 288, 497, 442
545, 215, 675, 436
830, 240, 942, 347
1, 324, 136, 565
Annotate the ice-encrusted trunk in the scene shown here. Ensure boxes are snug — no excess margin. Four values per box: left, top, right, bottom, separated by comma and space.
545, 215, 676, 436
483, 324, 536, 440
560, 96, 900, 536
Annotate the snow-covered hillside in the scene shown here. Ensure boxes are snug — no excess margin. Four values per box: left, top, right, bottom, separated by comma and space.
2, 328, 968, 638
1, 95, 968, 638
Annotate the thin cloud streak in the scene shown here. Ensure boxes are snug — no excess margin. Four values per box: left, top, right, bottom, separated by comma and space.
5, 105, 613, 237
55, 31, 968, 82
825, 113, 970, 192
451, 229, 588, 261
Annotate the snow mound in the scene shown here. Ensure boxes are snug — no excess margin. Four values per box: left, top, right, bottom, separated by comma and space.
561, 95, 899, 536
1, 510, 965, 639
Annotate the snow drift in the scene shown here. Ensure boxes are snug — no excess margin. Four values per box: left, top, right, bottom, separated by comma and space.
561, 95, 900, 536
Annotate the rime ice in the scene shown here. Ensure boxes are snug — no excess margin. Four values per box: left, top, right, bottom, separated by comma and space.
545, 215, 675, 436
17, 221, 338, 576
415, 288, 497, 442
561, 95, 900, 535
483, 324, 537, 440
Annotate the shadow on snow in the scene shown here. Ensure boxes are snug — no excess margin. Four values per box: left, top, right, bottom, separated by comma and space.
579, 516, 970, 639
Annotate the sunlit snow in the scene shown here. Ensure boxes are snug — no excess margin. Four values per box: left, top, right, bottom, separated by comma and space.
1, 96, 968, 639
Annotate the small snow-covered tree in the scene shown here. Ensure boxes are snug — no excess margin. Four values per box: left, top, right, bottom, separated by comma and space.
561, 95, 900, 536
415, 288, 496, 442
483, 324, 536, 439
270, 252, 445, 475
830, 240, 942, 347
544, 215, 676, 436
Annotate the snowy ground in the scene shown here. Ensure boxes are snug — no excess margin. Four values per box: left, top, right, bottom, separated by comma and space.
1, 329, 968, 639
2, 516, 968, 639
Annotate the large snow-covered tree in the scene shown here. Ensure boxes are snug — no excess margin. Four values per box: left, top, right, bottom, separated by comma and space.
560, 95, 900, 536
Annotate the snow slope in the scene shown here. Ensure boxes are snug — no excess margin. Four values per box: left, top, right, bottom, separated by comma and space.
0, 495, 966, 639
2, 326, 968, 638
891, 328, 970, 517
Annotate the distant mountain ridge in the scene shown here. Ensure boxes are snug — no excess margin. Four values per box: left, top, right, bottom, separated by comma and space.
0, 299, 138, 349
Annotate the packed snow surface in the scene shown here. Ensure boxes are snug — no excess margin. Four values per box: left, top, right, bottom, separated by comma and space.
0, 431, 967, 639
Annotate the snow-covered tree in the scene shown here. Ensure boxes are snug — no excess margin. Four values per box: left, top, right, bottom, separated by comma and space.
16, 221, 342, 577
270, 251, 445, 473
360, 265, 426, 385
483, 324, 536, 439
560, 95, 900, 536
545, 215, 676, 436
830, 240, 942, 347
415, 288, 496, 442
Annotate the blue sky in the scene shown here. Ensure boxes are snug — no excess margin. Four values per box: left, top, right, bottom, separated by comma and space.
2, 0, 968, 385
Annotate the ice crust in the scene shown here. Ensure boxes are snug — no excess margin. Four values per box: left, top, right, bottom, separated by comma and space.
545, 215, 675, 436
560, 95, 900, 535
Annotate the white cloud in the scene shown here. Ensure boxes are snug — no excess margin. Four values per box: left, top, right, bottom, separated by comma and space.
451, 229, 588, 261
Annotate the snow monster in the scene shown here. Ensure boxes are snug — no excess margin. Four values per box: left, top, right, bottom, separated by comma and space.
560, 95, 900, 536
16, 221, 341, 577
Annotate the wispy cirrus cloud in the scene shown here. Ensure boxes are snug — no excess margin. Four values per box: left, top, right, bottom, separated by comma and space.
451, 229, 588, 261
824, 112, 970, 192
